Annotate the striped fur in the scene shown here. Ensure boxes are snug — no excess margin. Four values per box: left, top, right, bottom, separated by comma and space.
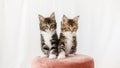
58, 15, 79, 59
39, 12, 58, 59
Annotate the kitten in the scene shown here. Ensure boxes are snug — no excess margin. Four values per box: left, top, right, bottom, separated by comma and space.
58, 15, 79, 59
39, 12, 58, 59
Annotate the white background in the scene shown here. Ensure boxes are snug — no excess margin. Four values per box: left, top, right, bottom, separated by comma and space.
0, 0, 120, 68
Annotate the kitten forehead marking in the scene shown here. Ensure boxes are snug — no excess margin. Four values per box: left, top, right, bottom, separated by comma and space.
63, 19, 78, 27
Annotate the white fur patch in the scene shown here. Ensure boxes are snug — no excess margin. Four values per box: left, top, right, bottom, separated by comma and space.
40, 53, 48, 58
41, 30, 55, 48
58, 51, 66, 59
63, 32, 76, 54
49, 49, 57, 59
49, 54, 56, 59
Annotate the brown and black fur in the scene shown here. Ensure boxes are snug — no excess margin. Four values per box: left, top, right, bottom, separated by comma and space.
40, 32, 58, 56
58, 33, 77, 55
39, 12, 58, 58
58, 15, 79, 59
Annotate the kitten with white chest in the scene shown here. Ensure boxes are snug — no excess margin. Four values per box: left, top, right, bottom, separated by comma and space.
39, 12, 58, 59
58, 15, 79, 59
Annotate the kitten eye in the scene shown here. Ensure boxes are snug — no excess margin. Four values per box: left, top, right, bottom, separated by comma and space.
51, 24, 55, 27
42, 25, 48, 29
65, 27, 70, 31
73, 27, 77, 30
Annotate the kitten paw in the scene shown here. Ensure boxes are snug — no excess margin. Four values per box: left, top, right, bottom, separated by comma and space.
49, 54, 56, 59
68, 54, 76, 57
58, 54, 66, 59
40, 54, 48, 58
58, 51, 66, 59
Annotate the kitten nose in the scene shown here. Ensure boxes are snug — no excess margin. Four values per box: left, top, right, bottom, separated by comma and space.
71, 30, 74, 33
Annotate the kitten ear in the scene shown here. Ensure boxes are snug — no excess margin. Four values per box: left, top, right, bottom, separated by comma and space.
50, 12, 55, 20
73, 16, 79, 23
62, 15, 68, 24
38, 14, 44, 22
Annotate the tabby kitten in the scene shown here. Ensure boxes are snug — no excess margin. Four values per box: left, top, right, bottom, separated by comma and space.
39, 12, 58, 59
58, 15, 79, 59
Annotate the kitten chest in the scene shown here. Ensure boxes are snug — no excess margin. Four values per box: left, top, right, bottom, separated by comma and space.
65, 38, 73, 54
41, 31, 53, 48
64, 33, 75, 54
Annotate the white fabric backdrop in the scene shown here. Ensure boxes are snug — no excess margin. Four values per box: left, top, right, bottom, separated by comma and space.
0, 0, 120, 68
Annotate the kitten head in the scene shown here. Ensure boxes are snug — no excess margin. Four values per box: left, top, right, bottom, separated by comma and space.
61, 15, 79, 33
39, 12, 56, 32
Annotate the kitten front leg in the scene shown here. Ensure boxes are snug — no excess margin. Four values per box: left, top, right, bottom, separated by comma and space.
58, 49, 66, 59
41, 53, 48, 58
49, 45, 57, 59
49, 38, 58, 59
68, 45, 76, 57
49, 49, 57, 59
41, 45, 49, 58
58, 44, 66, 59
